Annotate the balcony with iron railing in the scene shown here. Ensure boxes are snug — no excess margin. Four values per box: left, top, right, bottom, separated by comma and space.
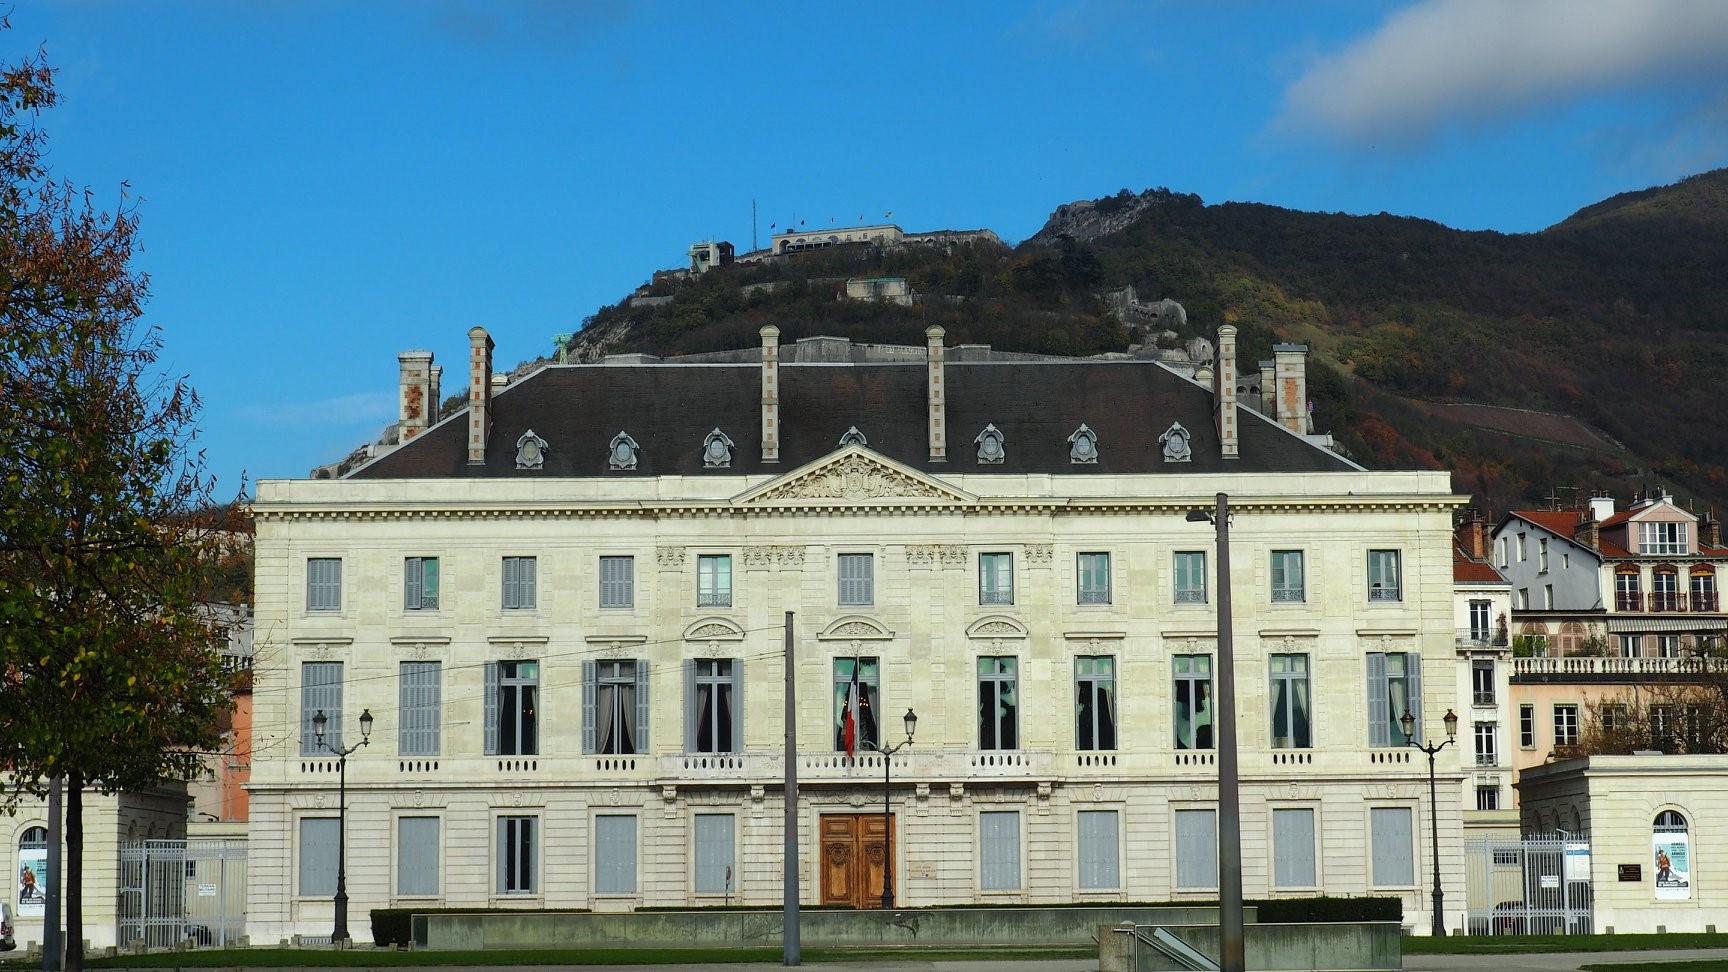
1513, 655, 1728, 678
1456, 628, 1510, 649
1615, 591, 1721, 613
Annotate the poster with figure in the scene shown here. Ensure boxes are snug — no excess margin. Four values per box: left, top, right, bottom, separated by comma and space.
17, 848, 47, 917
1653, 832, 1691, 900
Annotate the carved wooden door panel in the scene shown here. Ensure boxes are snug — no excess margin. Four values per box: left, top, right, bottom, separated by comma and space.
819, 813, 892, 908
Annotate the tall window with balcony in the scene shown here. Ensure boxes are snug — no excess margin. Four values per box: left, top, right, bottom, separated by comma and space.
1367, 550, 1402, 602
404, 556, 439, 611
1366, 652, 1421, 746
1173, 551, 1206, 604
1692, 567, 1717, 612
1467, 600, 1492, 645
1652, 567, 1681, 612
1075, 656, 1117, 751
1473, 722, 1497, 766
837, 553, 874, 607
1077, 553, 1111, 604
1639, 521, 1688, 555
1616, 568, 1642, 611
697, 555, 732, 607
300, 661, 343, 756
485, 661, 538, 756
1471, 660, 1495, 706
978, 656, 1018, 750
686, 659, 742, 753
584, 660, 648, 755
833, 657, 879, 751
1269, 654, 1311, 748
1172, 654, 1214, 750
1271, 550, 1304, 602
980, 553, 1014, 605
399, 661, 441, 758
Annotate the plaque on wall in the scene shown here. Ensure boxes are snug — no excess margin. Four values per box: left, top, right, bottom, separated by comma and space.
1618, 864, 1642, 882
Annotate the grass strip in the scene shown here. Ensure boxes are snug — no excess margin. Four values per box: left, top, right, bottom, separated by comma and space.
53, 944, 1094, 968
1580, 964, 1728, 972
1405, 933, 1728, 955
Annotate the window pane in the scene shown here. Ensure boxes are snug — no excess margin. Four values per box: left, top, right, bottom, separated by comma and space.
833, 657, 880, 752
595, 815, 638, 894
1078, 553, 1111, 603
1370, 807, 1414, 886
1273, 808, 1316, 887
980, 553, 1013, 604
978, 656, 1018, 750
699, 555, 732, 607
980, 811, 1021, 890
397, 816, 440, 896
1077, 810, 1119, 890
1270, 654, 1310, 748
1076, 656, 1117, 751
694, 814, 735, 894
1174, 552, 1206, 603
1173, 655, 1213, 750
1272, 550, 1304, 602
298, 817, 339, 896
1175, 809, 1218, 888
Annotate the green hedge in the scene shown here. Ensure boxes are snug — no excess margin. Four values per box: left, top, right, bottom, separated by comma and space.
1248, 896, 1402, 923
369, 908, 591, 947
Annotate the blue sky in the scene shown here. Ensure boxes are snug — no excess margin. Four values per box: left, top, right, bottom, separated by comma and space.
11, 0, 1728, 493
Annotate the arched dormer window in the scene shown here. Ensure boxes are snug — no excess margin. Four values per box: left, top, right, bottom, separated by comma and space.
1068, 424, 1099, 464
974, 424, 1005, 464
838, 426, 868, 448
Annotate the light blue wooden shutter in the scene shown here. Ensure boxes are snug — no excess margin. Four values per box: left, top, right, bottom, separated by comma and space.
730, 659, 744, 752
300, 662, 342, 756
839, 554, 872, 605
298, 817, 339, 896
1406, 654, 1423, 740
634, 661, 651, 752
404, 557, 423, 610
595, 815, 637, 893
683, 660, 698, 752
1370, 807, 1414, 885
484, 661, 500, 756
1077, 810, 1119, 890
397, 816, 439, 895
980, 811, 1020, 890
495, 817, 507, 894
1366, 653, 1389, 747
601, 557, 632, 608
399, 661, 440, 756
694, 814, 734, 893
582, 660, 597, 754
1175, 809, 1218, 888
307, 558, 341, 611
1273, 808, 1315, 887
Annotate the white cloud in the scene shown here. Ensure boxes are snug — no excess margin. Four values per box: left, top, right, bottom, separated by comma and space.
239, 391, 396, 429
1276, 0, 1728, 144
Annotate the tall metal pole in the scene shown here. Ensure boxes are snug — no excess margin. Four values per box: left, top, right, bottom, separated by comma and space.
1214, 493, 1244, 972
333, 753, 349, 945
882, 752, 893, 909
43, 776, 61, 972
783, 611, 801, 966
1428, 748, 1444, 937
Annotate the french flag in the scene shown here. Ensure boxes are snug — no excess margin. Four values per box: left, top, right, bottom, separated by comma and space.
843, 664, 861, 758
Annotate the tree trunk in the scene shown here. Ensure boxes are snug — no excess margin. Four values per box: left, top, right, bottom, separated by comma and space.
66, 771, 83, 972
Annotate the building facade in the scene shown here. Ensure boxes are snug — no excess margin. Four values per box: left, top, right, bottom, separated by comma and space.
246, 324, 1468, 942
1452, 513, 1516, 834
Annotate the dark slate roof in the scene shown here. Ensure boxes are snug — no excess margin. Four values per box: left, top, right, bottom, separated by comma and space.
350, 359, 1358, 479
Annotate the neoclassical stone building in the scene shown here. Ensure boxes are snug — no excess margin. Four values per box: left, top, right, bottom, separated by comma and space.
247, 323, 1467, 941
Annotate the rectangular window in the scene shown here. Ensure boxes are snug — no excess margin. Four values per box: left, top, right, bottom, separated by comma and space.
1271, 550, 1305, 602
485, 660, 539, 756
1174, 551, 1207, 603
502, 556, 537, 610
307, 557, 342, 612
686, 659, 742, 753
404, 556, 439, 611
1075, 656, 1117, 751
594, 814, 638, 894
694, 814, 735, 894
1517, 534, 1527, 561
1174, 808, 1218, 889
1693, 571, 1718, 612
297, 817, 338, 896
1544, 584, 1554, 609
1468, 600, 1493, 644
1519, 704, 1535, 748
1476, 785, 1500, 811
300, 661, 343, 757
496, 815, 536, 894
397, 816, 440, 896
980, 553, 1014, 605
1076, 809, 1120, 890
1601, 703, 1627, 734
1538, 538, 1549, 572
1173, 654, 1214, 750
1473, 722, 1497, 766
1269, 654, 1311, 748
599, 556, 634, 609
1657, 635, 1682, 658
697, 554, 732, 607
977, 656, 1019, 750
1369, 807, 1415, 886
1553, 703, 1579, 747
1471, 660, 1495, 706
1619, 635, 1642, 658
1272, 808, 1317, 888
398, 661, 442, 757
1497, 537, 1508, 568
833, 657, 880, 752
1518, 588, 1530, 610
979, 811, 1021, 891
1366, 652, 1422, 747
1639, 521, 1688, 555
1615, 571, 1642, 611
1367, 549, 1402, 601
838, 553, 874, 606
1077, 552, 1111, 604
584, 660, 649, 755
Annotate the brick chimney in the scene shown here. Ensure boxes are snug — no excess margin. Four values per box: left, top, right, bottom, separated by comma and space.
467, 326, 494, 465
1215, 324, 1238, 459
1702, 509, 1722, 549
1574, 507, 1600, 551
1460, 509, 1488, 560
927, 325, 947, 462
397, 350, 434, 442
1272, 343, 1310, 434
760, 325, 780, 463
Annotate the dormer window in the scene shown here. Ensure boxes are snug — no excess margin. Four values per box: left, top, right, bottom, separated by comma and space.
974, 424, 1005, 464
1068, 424, 1099, 464
702, 429, 734, 468
1639, 522, 1688, 555
839, 426, 868, 448
514, 430, 548, 470
608, 431, 640, 470
1159, 422, 1192, 462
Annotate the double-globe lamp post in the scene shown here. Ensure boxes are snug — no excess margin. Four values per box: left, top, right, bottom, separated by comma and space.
1402, 707, 1459, 937
870, 708, 918, 910
313, 707, 373, 945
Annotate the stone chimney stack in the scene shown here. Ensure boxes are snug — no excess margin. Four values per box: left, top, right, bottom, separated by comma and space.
1588, 493, 1616, 522
1215, 324, 1239, 459
397, 350, 434, 442
1273, 343, 1310, 434
1258, 360, 1276, 415
1574, 507, 1600, 551
1702, 509, 1722, 549
760, 325, 780, 463
467, 326, 494, 465
430, 365, 442, 418
927, 325, 947, 462
1460, 509, 1488, 560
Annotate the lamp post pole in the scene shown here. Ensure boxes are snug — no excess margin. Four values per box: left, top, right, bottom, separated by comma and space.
1188, 493, 1242, 972
1403, 708, 1459, 937
314, 708, 373, 945
872, 709, 918, 910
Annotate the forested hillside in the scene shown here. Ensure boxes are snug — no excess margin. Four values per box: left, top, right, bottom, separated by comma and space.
560, 170, 1728, 518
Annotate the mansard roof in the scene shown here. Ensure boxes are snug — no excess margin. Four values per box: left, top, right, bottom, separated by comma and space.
351, 358, 1358, 479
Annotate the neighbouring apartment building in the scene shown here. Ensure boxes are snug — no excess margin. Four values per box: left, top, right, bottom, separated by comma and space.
1452, 513, 1516, 835
246, 322, 1469, 942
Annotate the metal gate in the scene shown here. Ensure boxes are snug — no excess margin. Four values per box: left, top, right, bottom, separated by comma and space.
1464, 832, 1593, 935
117, 839, 246, 948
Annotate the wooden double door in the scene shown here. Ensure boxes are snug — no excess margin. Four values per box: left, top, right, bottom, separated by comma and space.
820, 812, 895, 909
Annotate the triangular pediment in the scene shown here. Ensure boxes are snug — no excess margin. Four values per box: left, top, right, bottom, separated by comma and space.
734, 446, 974, 506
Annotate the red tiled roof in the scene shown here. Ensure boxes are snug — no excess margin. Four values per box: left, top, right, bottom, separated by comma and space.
1453, 546, 1505, 583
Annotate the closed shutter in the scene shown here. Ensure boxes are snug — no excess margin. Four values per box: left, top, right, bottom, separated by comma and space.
300, 662, 343, 756
729, 659, 744, 753
839, 554, 872, 605
397, 816, 439, 896
404, 557, 423, 610
399, 662, 441, 757
1406, 654, 1424, 740
1370, 807, 1414, 886
1175, 809, 1217, 888
595, 815, 637, 894
298, 817, 339, 896
683, 660, 697, 753
495, 817, 507, 894
1366, 653, 1389, 747
980, 811, 1020, 890
1273, 808, 1316, 887
307, 558, 341, 611
634, 661, 651, 752
601, 557, 633, 608
582, 660, 598, 755
484, 661, 500, 756
1077, 810, 1119, 890
694, 814, 735, 893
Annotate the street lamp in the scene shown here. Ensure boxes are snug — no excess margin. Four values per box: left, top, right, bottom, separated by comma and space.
870, 708, 917, 910
313, 707, 373, 945
1402, 707, 1459, 937
1187, 494, 1242, 972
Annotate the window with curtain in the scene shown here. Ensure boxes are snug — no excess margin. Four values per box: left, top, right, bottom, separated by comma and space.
1367, 549, 1401, 601
979, 553, 1014, 604
1075, 656, 1117, 751
977, 656, 1018, 750
584, 660, 648, 755
485, 660, 539, 756
1271, 550, 1305, 602
1366, 652, 1421, 747
1173, 654, 1213, 750
687, 659, 742, 753
1173, 551, 1206, 603
697, 554, 732, 607
1269, 654, 1311, 748
496, 816, 536, 894
1077, 552, 1111, 604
